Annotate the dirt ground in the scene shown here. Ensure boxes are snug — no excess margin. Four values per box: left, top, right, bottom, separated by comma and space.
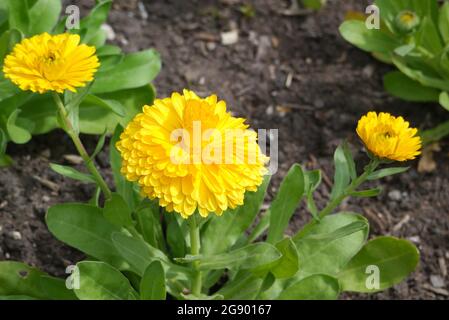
0, 0, 448, 299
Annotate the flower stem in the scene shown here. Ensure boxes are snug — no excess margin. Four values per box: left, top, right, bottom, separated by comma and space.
188, 215, 202, 296
318, 158, 379, 219
52, 93, 112, 200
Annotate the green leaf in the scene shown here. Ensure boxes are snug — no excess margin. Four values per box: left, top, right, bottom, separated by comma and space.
111, 232, 169, 275
393, 44, 415, 57
135, 201, 165, 251
338, 236, 419, 293
303, 221, 368, 241
46, 203, 129, 270
302, 0, 326, 10
49, 163, 96, 183
0, 128, 7, 155
246, 211, 270, 244
0, 295, 37, 300
103, 193, 134, 228
267, 164, 304, 244
91, 50, 161, 94
166, 215, 186, 258
96, 45, 122, 56
140, 261, 166, 300
392, 55, 449, 92
202, 175, 270, 255
177, 243, 282, 272
90, 129, 107, 160
28, 0, 62, 35
75, 261, 137, 300
98, 53, 124, 73
0, 28, 23, 61
330, 145, 351, 200
7, 0, 30, 34
111, 232, 190, 298
342, 142, 357, 181
79, 0, 111, 44
350, 188, 382, 198
277, 274, 339, 300
367, 166, 409, 180
83, 94, 126, 117
271, 237, 300, 279
19, 85, 155, 136
339, 20, 399, 54
415, 16, 443, 54
182, 293, 224, 300
6, 109, 32, 144
384, 71, 440, 102
439, 2, 449, 43
304, 169, 321, 193
421, 119, 449, 145
0, 261, 76, 300
293, 213, 369, 280
0, 128, 12, 166
217, 271, 264, 299
65, 83, 93, 113
439, 91, 449, 112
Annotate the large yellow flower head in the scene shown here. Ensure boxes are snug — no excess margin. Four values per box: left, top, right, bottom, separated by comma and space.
117, 90, 269, 218
357, 111, 421, 161
3, 33, 99, 93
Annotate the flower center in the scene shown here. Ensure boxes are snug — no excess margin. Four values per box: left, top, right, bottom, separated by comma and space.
43, 51, 60, 64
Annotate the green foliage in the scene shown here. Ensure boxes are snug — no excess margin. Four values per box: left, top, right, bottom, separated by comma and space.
0, 0, 161, 161
140, 261, 166, 300
302, 0, 327, 11
338, 237, 419, 292
74, 261, 138, 300
0, 142, 414, 300
339, 0, 449, 141
0, 261, 76, 300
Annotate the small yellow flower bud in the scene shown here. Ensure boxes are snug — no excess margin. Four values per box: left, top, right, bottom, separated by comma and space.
395, 10, 420, 33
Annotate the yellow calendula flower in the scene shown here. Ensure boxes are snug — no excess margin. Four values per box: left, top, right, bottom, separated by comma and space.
3, 33, 99, 93
357, 111, 422, 161
117, 90, 268, 218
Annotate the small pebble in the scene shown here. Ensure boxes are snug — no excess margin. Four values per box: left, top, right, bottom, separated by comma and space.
408, 236, 420, 243
42, 195, 50, 202
206, 42, 217, 51
221, 30, 239, 45
388, 190, 402, 201
11, 231, 22, 240
430, 275, 445, 288
362, 65, 375, 78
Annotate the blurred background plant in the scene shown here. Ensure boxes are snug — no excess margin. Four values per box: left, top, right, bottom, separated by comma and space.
340, 0, 449, 145
0, 0, 160, 166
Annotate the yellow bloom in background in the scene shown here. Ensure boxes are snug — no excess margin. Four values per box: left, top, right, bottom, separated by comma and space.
3, 33, 99, 93
357, 111, 422, 161
117, 90, 268, 218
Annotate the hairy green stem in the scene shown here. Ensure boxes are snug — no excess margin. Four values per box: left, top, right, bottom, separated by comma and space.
52, 93, 112, 200
318, 158, 379, 219
188, 215, 202, 296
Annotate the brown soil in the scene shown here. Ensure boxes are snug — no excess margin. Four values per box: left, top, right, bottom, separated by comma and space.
1, 0, 448, 299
